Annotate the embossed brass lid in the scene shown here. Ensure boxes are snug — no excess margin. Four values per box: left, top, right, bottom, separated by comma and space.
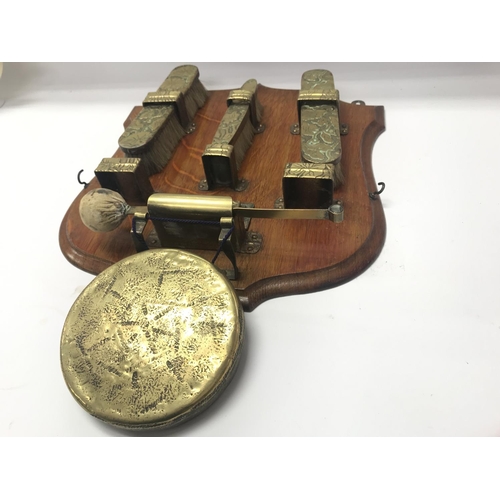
60, 249, 244, 430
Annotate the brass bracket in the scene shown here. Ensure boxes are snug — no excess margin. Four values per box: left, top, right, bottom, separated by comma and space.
240, 231, 262, 254
274, 197, 284, 209
216, 217, 239, 280
130, 212, 149, 253
198, 177, 249, 192
328, 201, 344, 223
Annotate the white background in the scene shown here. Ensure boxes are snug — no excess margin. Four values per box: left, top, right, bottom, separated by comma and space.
1, 62, 500, 437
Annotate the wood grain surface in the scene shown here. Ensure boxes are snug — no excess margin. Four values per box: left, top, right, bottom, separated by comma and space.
59, 85, 386, 311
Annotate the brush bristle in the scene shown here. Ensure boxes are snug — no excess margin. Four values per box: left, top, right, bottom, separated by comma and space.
141, 114, 185, 175
332, 162, 344, 187
233, 110, 255, 170
138, 79, 208, 174
184, 78, 208, 119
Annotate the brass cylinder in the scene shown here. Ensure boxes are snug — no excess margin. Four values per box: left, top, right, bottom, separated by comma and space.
148, 193, 233, 221
148, 194, 234, 250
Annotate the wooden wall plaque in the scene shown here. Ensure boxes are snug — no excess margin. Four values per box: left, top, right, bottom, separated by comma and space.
60, 82, 386, 312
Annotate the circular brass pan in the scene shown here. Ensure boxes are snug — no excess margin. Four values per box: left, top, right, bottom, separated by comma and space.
61, 249, 244, 430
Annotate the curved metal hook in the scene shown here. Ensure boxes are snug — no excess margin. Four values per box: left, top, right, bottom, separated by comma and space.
77, 169, 89, 189
369, 182, 385, 199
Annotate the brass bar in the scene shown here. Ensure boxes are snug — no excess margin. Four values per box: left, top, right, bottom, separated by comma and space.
234, 202, 344, 223
233, 207, 329, 220
218, 217, 239, 279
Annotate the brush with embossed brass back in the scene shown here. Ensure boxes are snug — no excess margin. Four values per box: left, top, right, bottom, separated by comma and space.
200, 79, 264, 192
93, 65, 207, 206
118, 65, 207, 174
283, 69, 344, 209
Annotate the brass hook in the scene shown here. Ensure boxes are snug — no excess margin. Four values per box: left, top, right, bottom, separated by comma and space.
369, 182, 385, 199
77, 169, 89, 189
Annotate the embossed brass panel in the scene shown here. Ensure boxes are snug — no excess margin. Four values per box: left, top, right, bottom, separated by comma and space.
61, 249, 244, 430
300, 104, 341, 165
95, 157, 153, 205
298, 70, 342, 170
118, 65, 207, 175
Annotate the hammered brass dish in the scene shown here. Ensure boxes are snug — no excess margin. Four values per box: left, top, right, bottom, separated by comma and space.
60, 249, 244, 429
